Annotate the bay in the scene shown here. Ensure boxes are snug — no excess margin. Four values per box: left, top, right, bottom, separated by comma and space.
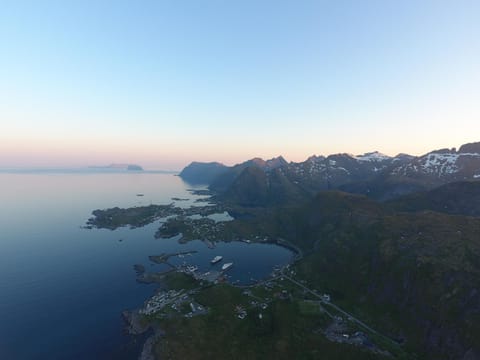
0, 171, 294, 359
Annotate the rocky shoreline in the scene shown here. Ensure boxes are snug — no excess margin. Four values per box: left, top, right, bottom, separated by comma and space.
122, 309, 165, 360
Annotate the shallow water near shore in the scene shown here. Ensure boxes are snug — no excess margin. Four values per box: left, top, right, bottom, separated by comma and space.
0, 170, 294, 359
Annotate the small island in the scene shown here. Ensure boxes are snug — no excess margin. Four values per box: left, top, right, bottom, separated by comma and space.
127, 164, 143, 171
85, 202, 229, 231
89, 163, 144, 171
85, 204, 182, 230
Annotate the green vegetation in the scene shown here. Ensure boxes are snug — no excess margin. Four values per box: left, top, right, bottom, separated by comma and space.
298, 300, 323, 316
164, 272, 199, 291
387, 180, 480, 216
152, 283, 385, 360
155, 217, 228, 242
86, 203, 225, 231
283, 191, 480, 359
86, 204, 181, 229
218, 166, 310, 207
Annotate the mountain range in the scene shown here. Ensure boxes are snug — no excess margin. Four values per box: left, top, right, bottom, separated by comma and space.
178, 141, 480, 358
180, 141, 480, 205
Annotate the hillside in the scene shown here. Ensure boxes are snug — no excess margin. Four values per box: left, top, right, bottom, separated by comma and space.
210, 156, 288, 192
210, 189, 480, 358
387, 181, 480, 216
280, 192, 480, 359
218, 165, 309, 207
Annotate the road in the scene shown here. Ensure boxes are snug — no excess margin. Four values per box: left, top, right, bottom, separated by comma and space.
281, 272, 399, 346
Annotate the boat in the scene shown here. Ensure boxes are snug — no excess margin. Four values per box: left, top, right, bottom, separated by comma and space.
221, 262, 233, 271
210, 256, 223, 264
186, 265, 198, 273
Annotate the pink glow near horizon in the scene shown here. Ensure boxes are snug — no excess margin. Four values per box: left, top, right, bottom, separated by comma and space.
1, 134, 478, 170
1, 1, 479, 170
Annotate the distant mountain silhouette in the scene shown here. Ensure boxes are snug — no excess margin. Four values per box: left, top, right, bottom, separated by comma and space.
89, 163, 144, 171
180, 141, 480, 204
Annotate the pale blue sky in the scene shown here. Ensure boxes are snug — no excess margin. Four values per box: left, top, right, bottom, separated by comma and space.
1, 0, 479, 169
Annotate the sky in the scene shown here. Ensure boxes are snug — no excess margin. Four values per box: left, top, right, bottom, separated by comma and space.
1, 0, 479, 170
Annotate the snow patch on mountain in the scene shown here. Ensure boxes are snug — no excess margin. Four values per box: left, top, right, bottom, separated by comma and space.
336, 167, 350, 173
392, 152, 480, 177
422, 153, 460, 174
355, 151, 391, 162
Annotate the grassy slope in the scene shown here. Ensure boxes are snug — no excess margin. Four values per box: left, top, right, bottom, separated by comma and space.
154, 285, 383, 360
387, 180, 480, 216
290, 192, 480, 359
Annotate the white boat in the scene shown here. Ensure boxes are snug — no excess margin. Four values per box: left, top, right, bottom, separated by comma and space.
221, 262, 233, 271
210, 256, 223, 264
186, 265, 198, 273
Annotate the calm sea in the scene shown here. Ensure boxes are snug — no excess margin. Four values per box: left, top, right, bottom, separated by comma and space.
0, 170, 293, 359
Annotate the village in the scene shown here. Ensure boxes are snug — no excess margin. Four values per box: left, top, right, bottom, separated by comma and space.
134, 250, 392, 356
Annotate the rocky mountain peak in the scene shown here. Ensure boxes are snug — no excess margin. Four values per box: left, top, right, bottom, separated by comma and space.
305, 155, 325, 163
265, 156, 288, 170
458, 142, 480, 154
355, 151, 392, 162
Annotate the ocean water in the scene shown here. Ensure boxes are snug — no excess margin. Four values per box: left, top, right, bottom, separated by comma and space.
0, 170, 294, 359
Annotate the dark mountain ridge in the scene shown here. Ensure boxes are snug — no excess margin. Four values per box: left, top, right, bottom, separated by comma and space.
180, 141, 480, 205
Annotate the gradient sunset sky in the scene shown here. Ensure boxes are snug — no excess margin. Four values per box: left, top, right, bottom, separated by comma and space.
1, 1, 479, 170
